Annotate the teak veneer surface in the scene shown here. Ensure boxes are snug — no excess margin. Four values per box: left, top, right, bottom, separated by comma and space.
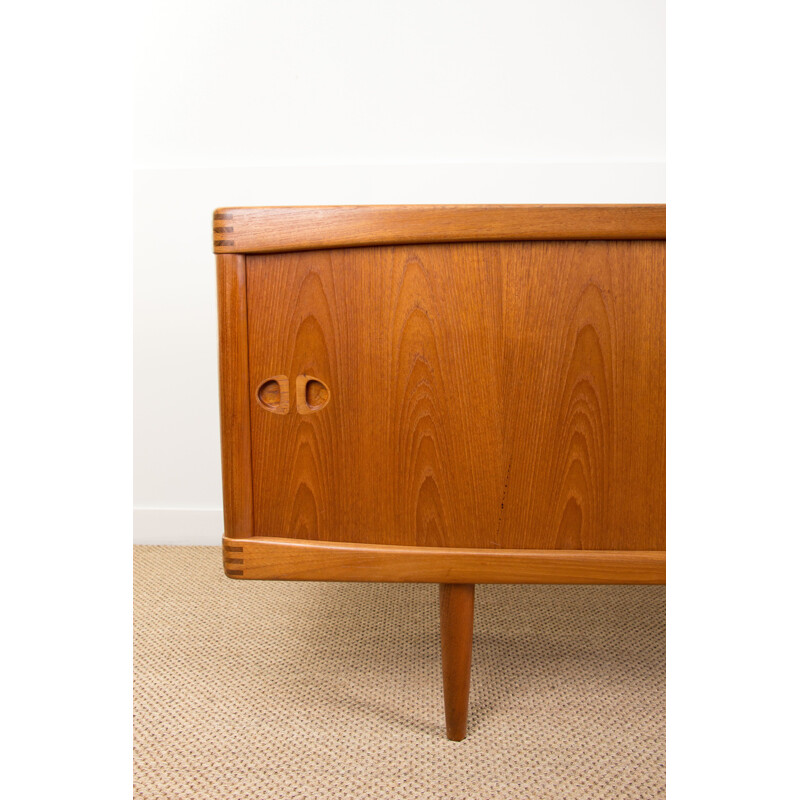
246, 240, 665, 552
213, 204, 666, 254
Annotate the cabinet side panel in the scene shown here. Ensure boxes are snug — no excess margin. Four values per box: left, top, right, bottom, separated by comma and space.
216, 254, 254, 538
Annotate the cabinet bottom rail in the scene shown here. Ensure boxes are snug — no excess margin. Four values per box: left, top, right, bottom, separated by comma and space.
222, 536, 665, 585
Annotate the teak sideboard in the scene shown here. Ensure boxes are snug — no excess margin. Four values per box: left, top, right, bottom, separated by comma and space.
214, 204, 666, 741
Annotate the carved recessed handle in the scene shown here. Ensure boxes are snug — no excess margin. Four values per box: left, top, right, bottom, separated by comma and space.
256, 375, 290, 414
296, 374, 330, 414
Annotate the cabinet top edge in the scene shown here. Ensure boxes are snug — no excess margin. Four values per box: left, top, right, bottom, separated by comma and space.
212, 204, 666, 254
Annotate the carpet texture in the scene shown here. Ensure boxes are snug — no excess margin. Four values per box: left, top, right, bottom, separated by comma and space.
134, 546, 665, 799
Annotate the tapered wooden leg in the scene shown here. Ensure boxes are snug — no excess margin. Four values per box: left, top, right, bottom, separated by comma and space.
439, 583, 475, 741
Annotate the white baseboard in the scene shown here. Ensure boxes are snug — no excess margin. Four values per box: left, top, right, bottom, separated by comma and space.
133, 508, 223, 545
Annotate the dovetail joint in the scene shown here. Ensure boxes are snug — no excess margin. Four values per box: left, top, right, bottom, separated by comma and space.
214, 212, 235, 249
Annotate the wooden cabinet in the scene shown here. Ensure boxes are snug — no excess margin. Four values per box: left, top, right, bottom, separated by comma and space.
215, 205, 665, 739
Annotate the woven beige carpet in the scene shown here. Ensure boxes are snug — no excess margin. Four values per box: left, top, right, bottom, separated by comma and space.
134, 546, 665, 799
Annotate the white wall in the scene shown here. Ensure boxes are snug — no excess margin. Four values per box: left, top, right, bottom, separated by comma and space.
134, 0, 665, 544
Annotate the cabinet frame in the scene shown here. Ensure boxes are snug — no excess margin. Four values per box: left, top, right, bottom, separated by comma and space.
215, 205, 665, 586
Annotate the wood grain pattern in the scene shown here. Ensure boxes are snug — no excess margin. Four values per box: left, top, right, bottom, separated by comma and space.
245, 241, 665, 551
440, 584, 475, 741
222, 537, 666, 584
216, 254, 253, 538
213, 205, 665, 254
